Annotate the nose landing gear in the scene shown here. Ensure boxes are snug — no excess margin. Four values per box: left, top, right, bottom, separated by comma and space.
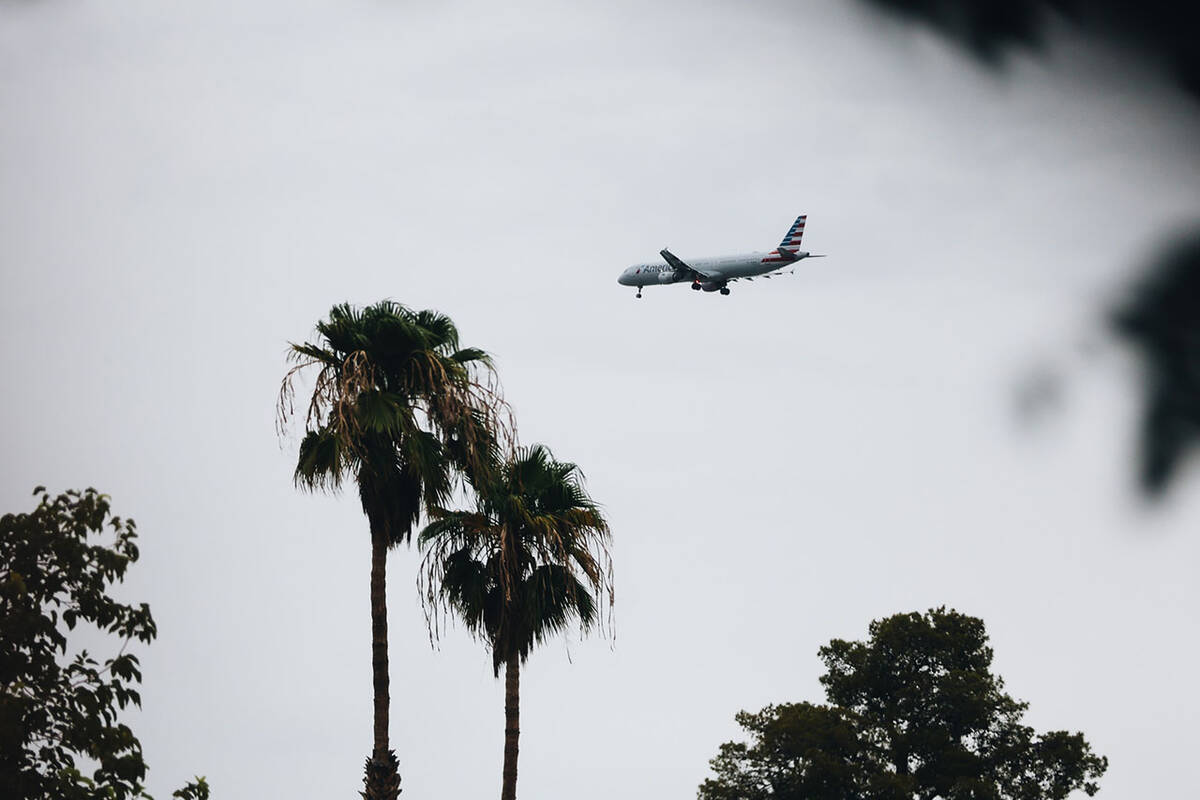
635, 288, 643, 299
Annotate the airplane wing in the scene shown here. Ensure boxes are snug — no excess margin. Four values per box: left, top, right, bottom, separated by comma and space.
660, 248, 716, 280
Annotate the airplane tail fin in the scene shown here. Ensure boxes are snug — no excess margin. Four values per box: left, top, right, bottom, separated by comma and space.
778, 214, 806, 253
760, 214, 809, 265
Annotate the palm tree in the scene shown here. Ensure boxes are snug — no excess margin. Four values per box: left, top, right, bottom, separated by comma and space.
418, 444, 613, 800
277, 301, 505, 800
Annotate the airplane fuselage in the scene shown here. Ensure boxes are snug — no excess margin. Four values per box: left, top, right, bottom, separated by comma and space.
617, 252, 812, 291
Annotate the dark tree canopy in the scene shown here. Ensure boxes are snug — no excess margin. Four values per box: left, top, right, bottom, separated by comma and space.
700, 608, 1106, 800
0, 487, 208, 800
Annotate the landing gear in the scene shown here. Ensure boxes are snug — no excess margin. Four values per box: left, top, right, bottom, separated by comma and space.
635, 288, 643, 299
691, 282, 702, 291
719, 287, 730, 296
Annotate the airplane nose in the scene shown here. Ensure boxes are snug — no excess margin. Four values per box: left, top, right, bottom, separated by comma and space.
617, 269, 632, 286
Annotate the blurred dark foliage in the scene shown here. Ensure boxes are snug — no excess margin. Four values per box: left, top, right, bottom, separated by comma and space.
860, 0, 1200, 499
859, 0, 1200, 97
1112, 232, 1200, 496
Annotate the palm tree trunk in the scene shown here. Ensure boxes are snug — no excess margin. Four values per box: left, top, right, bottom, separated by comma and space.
500, 652, 520, 800
362, 528, 401, 800
371, 529, 390, 754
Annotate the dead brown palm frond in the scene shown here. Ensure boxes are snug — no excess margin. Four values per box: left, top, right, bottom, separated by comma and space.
327, 350, 381, 459
276, 336, 351, 437
275, 356, 315, 440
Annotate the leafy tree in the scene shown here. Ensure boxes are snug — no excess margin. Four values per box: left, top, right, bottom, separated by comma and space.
419, 444, 613, 800
0, 487, 208, 800
278, 301, 505, 800
700, 608, 1106, 800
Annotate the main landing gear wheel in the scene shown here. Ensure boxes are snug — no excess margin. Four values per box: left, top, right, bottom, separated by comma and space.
691, 282, 701, 291
719, 287, 730, 296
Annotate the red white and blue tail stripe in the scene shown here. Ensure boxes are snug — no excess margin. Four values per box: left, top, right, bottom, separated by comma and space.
779, 214, 806, 251
762, 214, 806, 264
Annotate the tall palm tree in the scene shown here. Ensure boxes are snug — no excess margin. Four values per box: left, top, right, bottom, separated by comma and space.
277, 301, 505, 800
418, 444, 613, 800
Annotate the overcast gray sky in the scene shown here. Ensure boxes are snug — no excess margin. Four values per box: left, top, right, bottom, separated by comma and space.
4, 1, 1200, 798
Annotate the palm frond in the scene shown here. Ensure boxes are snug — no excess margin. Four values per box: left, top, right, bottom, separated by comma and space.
354, 390, 414, 437
451, 346, 494, 369
287, 342, 342, 366
409, 308, 460, 351
294, 427, 353, 492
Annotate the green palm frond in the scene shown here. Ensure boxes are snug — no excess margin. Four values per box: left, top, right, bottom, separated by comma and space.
354, 390, 412, 437
523, 565, 598, 640
441, 548, 493, 634
294, 427, 354, 491
287, 342, 342, 366
451, 347, 494, 369
315, 302, 370, 354
410, 308, 461, 351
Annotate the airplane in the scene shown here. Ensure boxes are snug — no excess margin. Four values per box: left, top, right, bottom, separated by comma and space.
617, 214, 824, 298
